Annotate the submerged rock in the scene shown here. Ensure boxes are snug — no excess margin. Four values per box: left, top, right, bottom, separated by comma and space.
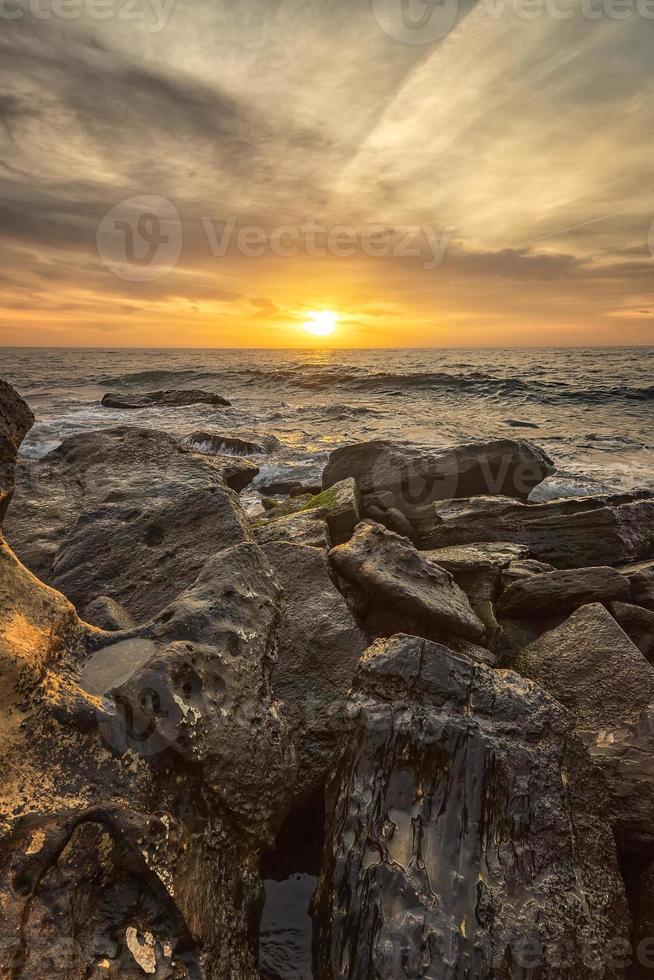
184, 430, 280, 456
416, 490, 654, 568
321, 438, 554, 528
514, 603, 654, 849
315, 633, 629, 979
330, 521, 485, 642
101, 389, 231, 409
497, 565, 630, 617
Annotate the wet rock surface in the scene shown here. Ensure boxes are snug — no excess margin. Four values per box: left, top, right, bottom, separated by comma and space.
314, 633, 630, 979
2, 378, 653, 979
184, 430, 280, 456
330, 520, 485, 642
102, 389, 231, 409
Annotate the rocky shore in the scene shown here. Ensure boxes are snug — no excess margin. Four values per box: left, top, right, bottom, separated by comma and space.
1, 376, 654, 978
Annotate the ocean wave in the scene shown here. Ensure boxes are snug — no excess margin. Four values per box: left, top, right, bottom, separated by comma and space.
98, 364, 654, 405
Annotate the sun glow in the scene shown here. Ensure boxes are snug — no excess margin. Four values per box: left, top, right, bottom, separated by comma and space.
302, 310, 339, 337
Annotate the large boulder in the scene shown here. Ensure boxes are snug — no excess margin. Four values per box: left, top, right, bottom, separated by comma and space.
261, 542, 368, 803
184, 430, 280, 456
101, 389, 230, 408
0, 379, 34, 523
253, 510, 330, 549
514, 603, 654, 849
497, 565, 630, 618
5, 426, 246, 583
0, 383, 296, 978
315, 634, 630, 979
330, 521, 485, 642
416, 490, 654, 568
321, 438, 554, 529
51, 485, 250, 624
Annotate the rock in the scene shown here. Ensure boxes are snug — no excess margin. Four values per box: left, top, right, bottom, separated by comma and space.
0, 379, 34, 523
184, 430, 280, 456
256, 479, 360, 547
261, 542, 368, 803
5, 426, 237, 582
212, 453, 260, 491
52, 485, 250, 624
321, 438, 554, 528
253, 510, 330, 549
416, 490, 654, 568
422, 541, 528, 640
0, 387, 296, 978
498, 565, 630, 618
620, 559, 654, 612
329, 521, 485, 641
314, 634, 630, 979
501, 557, 556, 587
514, 603, 654, 849
610, 601, 654, 660
101, 389, 231, 408
80, 595, 136, 631
255, 478, 322, 498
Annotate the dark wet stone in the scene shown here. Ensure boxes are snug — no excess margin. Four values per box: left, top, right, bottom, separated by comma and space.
315, 633, 629, 979
102, 389, 230, 408
498, 565, 630, 617
0, 379, 33, 523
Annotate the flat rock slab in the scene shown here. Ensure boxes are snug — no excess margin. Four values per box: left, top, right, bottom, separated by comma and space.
498, 565, 630, 617
330, 520, 485, 641
184, 430, 280, 456
253, 511, 330, 549
79, 638, 158, 695
416, 490, 654, 569
315, 633, 629, 979
514, 602, 654, 848
102, 388, 231, 408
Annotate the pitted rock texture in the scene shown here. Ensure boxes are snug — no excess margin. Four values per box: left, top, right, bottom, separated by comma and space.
5, 426, 246, 583
330, 520, 485, 642
315, 633, 629, 979
0, 388, 296, 979
51, 485, 250, 624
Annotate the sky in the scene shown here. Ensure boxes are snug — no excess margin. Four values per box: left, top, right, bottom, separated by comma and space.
1, 0, 654, 347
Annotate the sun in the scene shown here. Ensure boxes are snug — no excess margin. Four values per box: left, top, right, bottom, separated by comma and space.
302, 310, 339, 337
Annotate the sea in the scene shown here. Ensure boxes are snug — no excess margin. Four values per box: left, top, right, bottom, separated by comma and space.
2, 346, 653, 501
